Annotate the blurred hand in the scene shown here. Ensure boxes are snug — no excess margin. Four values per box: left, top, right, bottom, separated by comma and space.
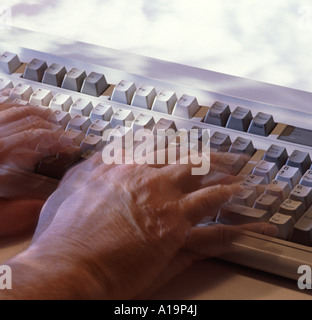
0, 103, 64, 237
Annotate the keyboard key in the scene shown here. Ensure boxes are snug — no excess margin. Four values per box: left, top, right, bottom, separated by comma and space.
57, 146, 82, 162
90, 103, 114, 122
247, 112, 276, 136
69, 98, 93, 117
226, 106, 253, 132
263, 144, 288, 169
132, 113, 155, 133
29, 88, 53, 107
9, 83, 33, 101
252, 160, 278, 184
172, 94, 200, 119
49, 93, 73, 112
241, 174, 266, 196
0, 95, 10, 103
48, 110, 71, 129
0, 78, 13, 91
210, 131, 231, 152
62, 68, 87, 92
299, 169, 312, 187
290, 206, 312, 246
67, 115, 92, 133
229, 137, 256, 156
81, 134, 105, 152
230, 188, 257, 207
204, 101, 231, 127
275, 165, 302, 189
218, 153, 246, 175
23, 58, 48, 82
87, 119, 111, 136
60, 128, 85, 147
289, 184, 312, 210
268, 213, 295, 240
42, 63, 67, 87
153, 118, 177, 134
111, 80, 136, 105
217, 202, 270, 225
253, 193, 281, 215
279, 199, 305, 221
286, 150, 311, 174
265, 179, 291, 201
81, 72, 108, 97
0, 52, 21, 74
110, 108, 134, 127
152, 90, 178, 114
131, 85, 157, 109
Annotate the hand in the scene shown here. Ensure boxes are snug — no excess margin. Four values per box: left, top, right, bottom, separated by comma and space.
10, 151, 274, 300
0, 103, 64, 238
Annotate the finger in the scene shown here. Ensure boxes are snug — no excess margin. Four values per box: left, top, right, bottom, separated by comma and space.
0, 105, 53, 124
0, 115, 61, 138
0, 199, 44, 238
180, 183, 242, 225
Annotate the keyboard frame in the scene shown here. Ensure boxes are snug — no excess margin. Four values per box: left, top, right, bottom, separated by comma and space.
1, 27, 312, 280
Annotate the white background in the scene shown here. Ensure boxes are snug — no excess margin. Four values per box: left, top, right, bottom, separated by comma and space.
1, 0, 312, 92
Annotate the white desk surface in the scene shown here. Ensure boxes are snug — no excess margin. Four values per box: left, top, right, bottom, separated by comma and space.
1, 16, 312, 298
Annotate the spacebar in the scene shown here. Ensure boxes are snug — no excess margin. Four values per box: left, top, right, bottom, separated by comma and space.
0, 164, 59, 200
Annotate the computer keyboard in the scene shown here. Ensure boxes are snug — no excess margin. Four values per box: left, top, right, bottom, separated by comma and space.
1, 27, 312, 282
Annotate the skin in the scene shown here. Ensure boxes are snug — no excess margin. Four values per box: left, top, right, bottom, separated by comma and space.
0, 103, 276, 300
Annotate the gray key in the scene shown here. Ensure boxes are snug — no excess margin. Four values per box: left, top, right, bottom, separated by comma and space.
279, 199, 305, 221
286, 150, 311, 174
263, 144, 288, 169
42, 63, 67, 87
217, 202, 270, 225
210, 131, 231, 152
23, 58, 48, 82
229, 137, 255, 156
204, 101, 231, 127
290, 206, 312, 246
61, 68, 87, 92
81, 72, 109, 97
289, 184, 312, 210
226, 106, 252, 132
253, 193, 281, 215
248, 112, 276, 136
0, 52, 21, 74
268, 213, 295, 240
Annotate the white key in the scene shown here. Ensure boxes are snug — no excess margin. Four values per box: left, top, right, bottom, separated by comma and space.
275, 165, 302, 189
48, 110, 71, 129
289, 184, 312, 209
111, 80, 136, 105
172, 94, 200, 119
230, 188, 257, 207
60, 128, 85, 147
241, 174, 266, 195
87, 119, 111, 136
132, 113, 155, 133
29, 88, 53, 107
66, 115, 91, 133
0, 52, 21, 74
152, 90, 177, 114
0, 79, 13, 91
69, 98, 93, 117
10, 98, 29, 105
265, 179, 291, 201
253, 193, 281, 215
81, 134, 105, 152
90, 104, 114, 122
300, 169, 312, 187
0, 95, 10, 103
110, 108, 134, 127
131, 85, 157, 109
10, 83, 33, 101
49, 93, 73, 112
252, 160, 278, 184
268, 213, 295, 240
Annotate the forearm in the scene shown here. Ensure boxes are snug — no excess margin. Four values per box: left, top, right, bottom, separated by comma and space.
0, 246, 108, 300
